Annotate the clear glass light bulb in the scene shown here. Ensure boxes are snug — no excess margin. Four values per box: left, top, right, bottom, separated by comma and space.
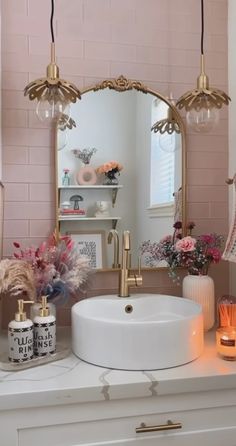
186, 96, 219, 133
57, 129, 68, 151
159, 132, 178, 153
36, 87, 70, 122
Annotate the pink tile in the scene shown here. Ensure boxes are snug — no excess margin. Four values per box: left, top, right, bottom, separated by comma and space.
3, 164, 53, 183
111, 24, 169, 47
58, 57, 110, 78
210, 33, 228, 53
2, 0, 27, 16
4, 220, 29, 238
188, 168, 228, 186
28, 0, 83, 19
2, 110, 28, 128
3, 237, 48, 257
2, 14, 51, 37
210, 202, 228, 219
2, 33, 28, 54
3, 146, 29, 165
29, 184, 54, 202
187, 203, 210, 220
3, 128, 52, 147
2, 91, 34, 110
29, 220, 55, 237
83, 0, 110, 10
4, 183, 29, 201
110, 62, 168, 83
136, 46, 168, 65
169, 49, 227, 70
57, 19, 111, 42
110, 0, 135, 7
187, 152, 228, 169
169, 65, 227, 86
4, 202, 54, 220
55, 0, 83, 18
1, 71, 28, 91
29, 147, 52, 166
187, 185, 228, 203
29, 36, 83, 59
2, 52, 49, 74
186, 135, 228, 152
84, 3, 135, 26
85, 41, 136, 63
191, 218, 228, 235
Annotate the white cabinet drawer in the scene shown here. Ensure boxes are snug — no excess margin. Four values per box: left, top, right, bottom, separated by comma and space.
19, 405, 236, 446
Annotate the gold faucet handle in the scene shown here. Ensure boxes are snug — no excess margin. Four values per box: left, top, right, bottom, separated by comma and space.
128, 252, 131, 269
133, 256, 143, 287
123, 230, 130, 251
138, 256, 142, 276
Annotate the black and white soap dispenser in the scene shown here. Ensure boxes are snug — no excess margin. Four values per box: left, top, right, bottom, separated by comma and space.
8, 299, 34, 363
33, 296, 56, 356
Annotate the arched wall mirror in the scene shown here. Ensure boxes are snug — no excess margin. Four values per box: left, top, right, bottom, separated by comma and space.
56, 76, 186, 270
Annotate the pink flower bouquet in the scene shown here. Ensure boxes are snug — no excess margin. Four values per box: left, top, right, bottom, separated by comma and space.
140, 222, 223, 282
96, 161, 123, 175
0, 233, 91, 304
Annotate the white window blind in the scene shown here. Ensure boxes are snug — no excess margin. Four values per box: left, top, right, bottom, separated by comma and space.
150, 99, 175, 207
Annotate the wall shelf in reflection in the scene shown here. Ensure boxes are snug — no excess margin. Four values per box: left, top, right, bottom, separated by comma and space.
59, 185, 123, 207
59, 216, 121, 230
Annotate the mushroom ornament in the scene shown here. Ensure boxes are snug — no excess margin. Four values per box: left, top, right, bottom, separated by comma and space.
70, 195, 84, 210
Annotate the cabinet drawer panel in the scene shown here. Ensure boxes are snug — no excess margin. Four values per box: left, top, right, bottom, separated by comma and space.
19, 426, 236, 446
19, 405, 236, 446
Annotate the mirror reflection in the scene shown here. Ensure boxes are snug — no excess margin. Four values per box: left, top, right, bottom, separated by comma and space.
57, 79, 185, 269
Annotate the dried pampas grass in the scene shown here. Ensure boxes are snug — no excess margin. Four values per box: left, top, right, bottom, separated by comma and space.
0, 259, 36, 301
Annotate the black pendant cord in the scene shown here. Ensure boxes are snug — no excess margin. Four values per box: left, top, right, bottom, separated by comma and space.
50, 0, 55, 43
201, 0, 204, 55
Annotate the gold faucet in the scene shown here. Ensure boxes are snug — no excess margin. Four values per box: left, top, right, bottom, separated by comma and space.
119, 230, 143, 297
107, 229, 120, 268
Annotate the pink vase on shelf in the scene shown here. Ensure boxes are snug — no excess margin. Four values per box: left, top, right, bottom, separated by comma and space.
182, 274, 215, 331
76, 165, 97, 185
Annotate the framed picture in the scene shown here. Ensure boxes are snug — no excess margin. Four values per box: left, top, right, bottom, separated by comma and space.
68, 230, 106, 269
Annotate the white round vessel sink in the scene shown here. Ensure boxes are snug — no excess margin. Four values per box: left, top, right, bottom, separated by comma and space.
72, 294, 204, 370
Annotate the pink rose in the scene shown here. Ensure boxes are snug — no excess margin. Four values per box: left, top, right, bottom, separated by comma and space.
175, 236, 196, 252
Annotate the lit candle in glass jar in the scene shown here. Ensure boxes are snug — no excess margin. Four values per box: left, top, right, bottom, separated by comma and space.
216, 327, 236, 361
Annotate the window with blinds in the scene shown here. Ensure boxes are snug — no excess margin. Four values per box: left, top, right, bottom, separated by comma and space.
150, 98, 175, 210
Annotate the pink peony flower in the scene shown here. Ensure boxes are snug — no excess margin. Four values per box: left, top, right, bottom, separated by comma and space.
200, 234, 215, 245
175, 236, 196, 252
207, 247, 221, 263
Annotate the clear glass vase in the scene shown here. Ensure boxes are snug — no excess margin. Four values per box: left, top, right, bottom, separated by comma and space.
103, 170, 119, 185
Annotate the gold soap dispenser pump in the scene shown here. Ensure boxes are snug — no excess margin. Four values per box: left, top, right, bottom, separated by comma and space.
33, 296, 56, 357
8, 299, 34, 363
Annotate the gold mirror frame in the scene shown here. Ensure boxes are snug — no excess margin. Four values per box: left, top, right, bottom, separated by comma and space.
55, 75, 187, 270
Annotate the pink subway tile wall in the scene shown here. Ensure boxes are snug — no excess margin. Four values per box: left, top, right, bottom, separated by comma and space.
1, 0, 229, 324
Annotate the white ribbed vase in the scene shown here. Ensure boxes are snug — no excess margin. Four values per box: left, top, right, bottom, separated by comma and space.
182, 274, 215, 331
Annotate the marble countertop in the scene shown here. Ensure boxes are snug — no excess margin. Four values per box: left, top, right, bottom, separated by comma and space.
0, 328, 236, 411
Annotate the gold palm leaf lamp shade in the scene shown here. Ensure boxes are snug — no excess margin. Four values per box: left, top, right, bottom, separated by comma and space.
24, 0, 81, 122
151, 98, 180, 153
176, 0, 230, 133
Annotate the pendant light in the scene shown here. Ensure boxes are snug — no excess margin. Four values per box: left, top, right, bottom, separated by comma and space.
24, 0, 81, 122
176, 0, 230, 133
151, 98, 180, 153
57, 115, 76, 151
